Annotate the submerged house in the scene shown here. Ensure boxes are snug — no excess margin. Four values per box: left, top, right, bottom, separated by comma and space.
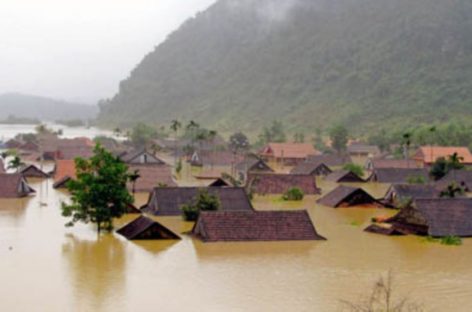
20, 165, 49, 179
436, 170, 472, 192
116, 216, 180, 240
368, 168, 430, 184
259, 143, 319, 166
127, 164, 177, 193
189, 150, 242, 167
235, 154, 273, 181
40, 137, 95, 160
290, 161, 332, 176
121, 149, 166, 165
385, 198, 472, 237
192, 210, 326, 242
413, 146, 472, 167
141, 187, 254, 216
347, 142, 381, 158
365, 159, 419, 171
247, 173, 320, 195
305, 154, 352, 167
325, 170, 365, 183
317, 185, 379, 208
53, 160, 77, 189
0, 174, 35, 198
383, 184, 440, 207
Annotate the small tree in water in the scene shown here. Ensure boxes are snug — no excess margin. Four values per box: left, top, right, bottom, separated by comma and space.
181, 189, 220, 221
61, 144, 134, 233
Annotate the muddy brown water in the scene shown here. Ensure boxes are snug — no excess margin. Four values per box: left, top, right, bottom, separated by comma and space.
1, 176, 472, 312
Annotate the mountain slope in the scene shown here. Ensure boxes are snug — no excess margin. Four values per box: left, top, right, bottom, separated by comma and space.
0, 93, 98, 121
98, 0, 472, 134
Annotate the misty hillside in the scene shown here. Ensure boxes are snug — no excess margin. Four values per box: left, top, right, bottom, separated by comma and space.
98, 0, 472, 134
0, 93, 98, 121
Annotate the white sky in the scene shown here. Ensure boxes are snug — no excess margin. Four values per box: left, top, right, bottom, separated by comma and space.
0, 0, 216, 103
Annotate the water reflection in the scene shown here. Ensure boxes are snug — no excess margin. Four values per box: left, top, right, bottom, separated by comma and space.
62, 234, 127, 312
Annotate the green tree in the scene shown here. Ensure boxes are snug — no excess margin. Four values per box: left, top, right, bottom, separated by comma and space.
128, 169, 141, 197
181, 189, 220, 221
430, 157, 448, 181
229, 132, 250, 153
130, 123, 157, 147
329, 125, 348, 153
8, 156, 24, 173
61, 145, 134, 233
440, 183, 465, 198
282, 187, 304, 201
343, 163, 364, 177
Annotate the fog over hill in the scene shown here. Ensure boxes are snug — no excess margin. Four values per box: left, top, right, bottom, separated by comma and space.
98, 0, 472, 134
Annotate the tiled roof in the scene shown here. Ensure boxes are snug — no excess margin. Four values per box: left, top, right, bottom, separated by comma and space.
368, 168, 430, 183
325, 170, 365, 183
413, 146, 472, 164
247, 173, 320, 195
0, 174, 35, 198
127, 164, 176, 192
317, 185, 377, 208
260, 143, 319, 159
192, 210, 326, 242
116, 216, 180, 240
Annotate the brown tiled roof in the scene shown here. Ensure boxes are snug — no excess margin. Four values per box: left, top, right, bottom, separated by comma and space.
20, 165, 49, 178
368, 159, 419, 170
57, 145, 94, 160
190, 150, 242, 167
384, 184, 440, 204
235, 154, 273, 173
192, 210, 326, 242
142, 187, 254, 216
121, 149, 166, 165
325, 170, 365, 183
390, 198, 472, 237
39, 137, 95, 160
247, 173, 320, 195
290, 162, 332, 176
436, 170, 472, 192
54, 160, 77, 183
306, 154, 352, 167
368, 168, 430, 183
127, 164, 176, 193
116, 216, 180, 240
413, 146, 472, 164
317, 185, 378, 208
0, 174, 35, 198
260, 143, 319, 159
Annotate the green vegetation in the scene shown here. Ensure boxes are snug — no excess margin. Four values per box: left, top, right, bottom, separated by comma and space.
282, 187, 304, 201
329, 125, 348, 153
423, 235, 462, 246
7, 156, 24, 172
257, 120, 286, 146
61, 145, 134, 233
430, 153, 465, 181
97, 0, 472, 135
181, 189, 220, 221
406, 175, 426, 185
343, 163, 364, 177
129, 123, 166, 147
229, 132, 250, 153
440, 183, 465, 198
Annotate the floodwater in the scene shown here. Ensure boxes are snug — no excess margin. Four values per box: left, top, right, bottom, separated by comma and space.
1, 179, 472, 311
0, 123, 114, 141
1, 126, 472, 311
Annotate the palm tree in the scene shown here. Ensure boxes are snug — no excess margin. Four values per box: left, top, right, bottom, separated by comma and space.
186, 120, 200, 152
170, 120, 182, 167
128, 170, 141, 197
402, 132, 411, 166
8, 156, 24, 173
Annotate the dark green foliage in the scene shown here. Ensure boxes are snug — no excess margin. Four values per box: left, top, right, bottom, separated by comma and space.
330, 126, 348, 153
440, 236, 462, 246
175, 158, 183, 174
430, 153, 465, 181
61, 144, 134, 233
282, 187, 304, 201
406, 175, 426, 185
130, 123, 162, 147
440, 183, 465, 198
181, 189, 220, 221
98, 0, 472, 134
343, 163, 364, 177
257, 120, 286, 145
8, 156, 24, 172
229, 132, 250, 153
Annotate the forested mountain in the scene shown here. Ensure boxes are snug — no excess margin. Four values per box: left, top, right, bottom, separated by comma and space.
98, 0, 472, 134
0, 93, 98, 121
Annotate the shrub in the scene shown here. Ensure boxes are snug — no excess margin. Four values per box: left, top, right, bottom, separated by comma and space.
406, 175, 425, 184
440, 236, 462, 246
181, 189, 220, 221
282, 187, 304, 201
343, 163, 364, 177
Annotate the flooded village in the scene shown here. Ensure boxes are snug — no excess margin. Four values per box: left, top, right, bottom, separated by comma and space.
1, 122, 472, 311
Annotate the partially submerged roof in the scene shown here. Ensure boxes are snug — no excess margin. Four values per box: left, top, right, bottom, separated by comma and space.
20, 164, 49, 178
384, 184, 440, 203
142, 187, 254, 216
235, 154, 273, 173
116, 216, 180, 240
53, 160, 77, 188
317, 185, 378, 208
389, 198, 472, 237
368, 168, 430, 183
436, 170, 472, 191
247, 173, 320, 195
192, 210, 326, 242
367, 159, 419, 170
190, 150, 242, 167
413, 146, 472, 164
0, 174, 35, 198
290, 162, 332, 176
325, 170, 365, 183
347, 143, 380, 156
260, 143, 319, 159
127, 164, 177, 192
305, 154, 352, 167
121, 149, 166, 165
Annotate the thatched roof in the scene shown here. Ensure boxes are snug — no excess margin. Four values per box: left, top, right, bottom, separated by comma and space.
247, 173, 320, 195
192, 210, 326, 242
317, 185, 378, 208
141, 187, 254, 216
388, 198, 472, 237
20, 165, 49, 178
325, 170, 364, 183
436, 170, 472, 192
290, 162, 332, 176
116, 216, 180, 240
368, 168, 430, 183
0, 174, 35, 198
127, 164, 176, 192
306, 154, 352, 167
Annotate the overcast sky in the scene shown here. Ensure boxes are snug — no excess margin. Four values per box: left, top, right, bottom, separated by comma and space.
0, 0, 216, 104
